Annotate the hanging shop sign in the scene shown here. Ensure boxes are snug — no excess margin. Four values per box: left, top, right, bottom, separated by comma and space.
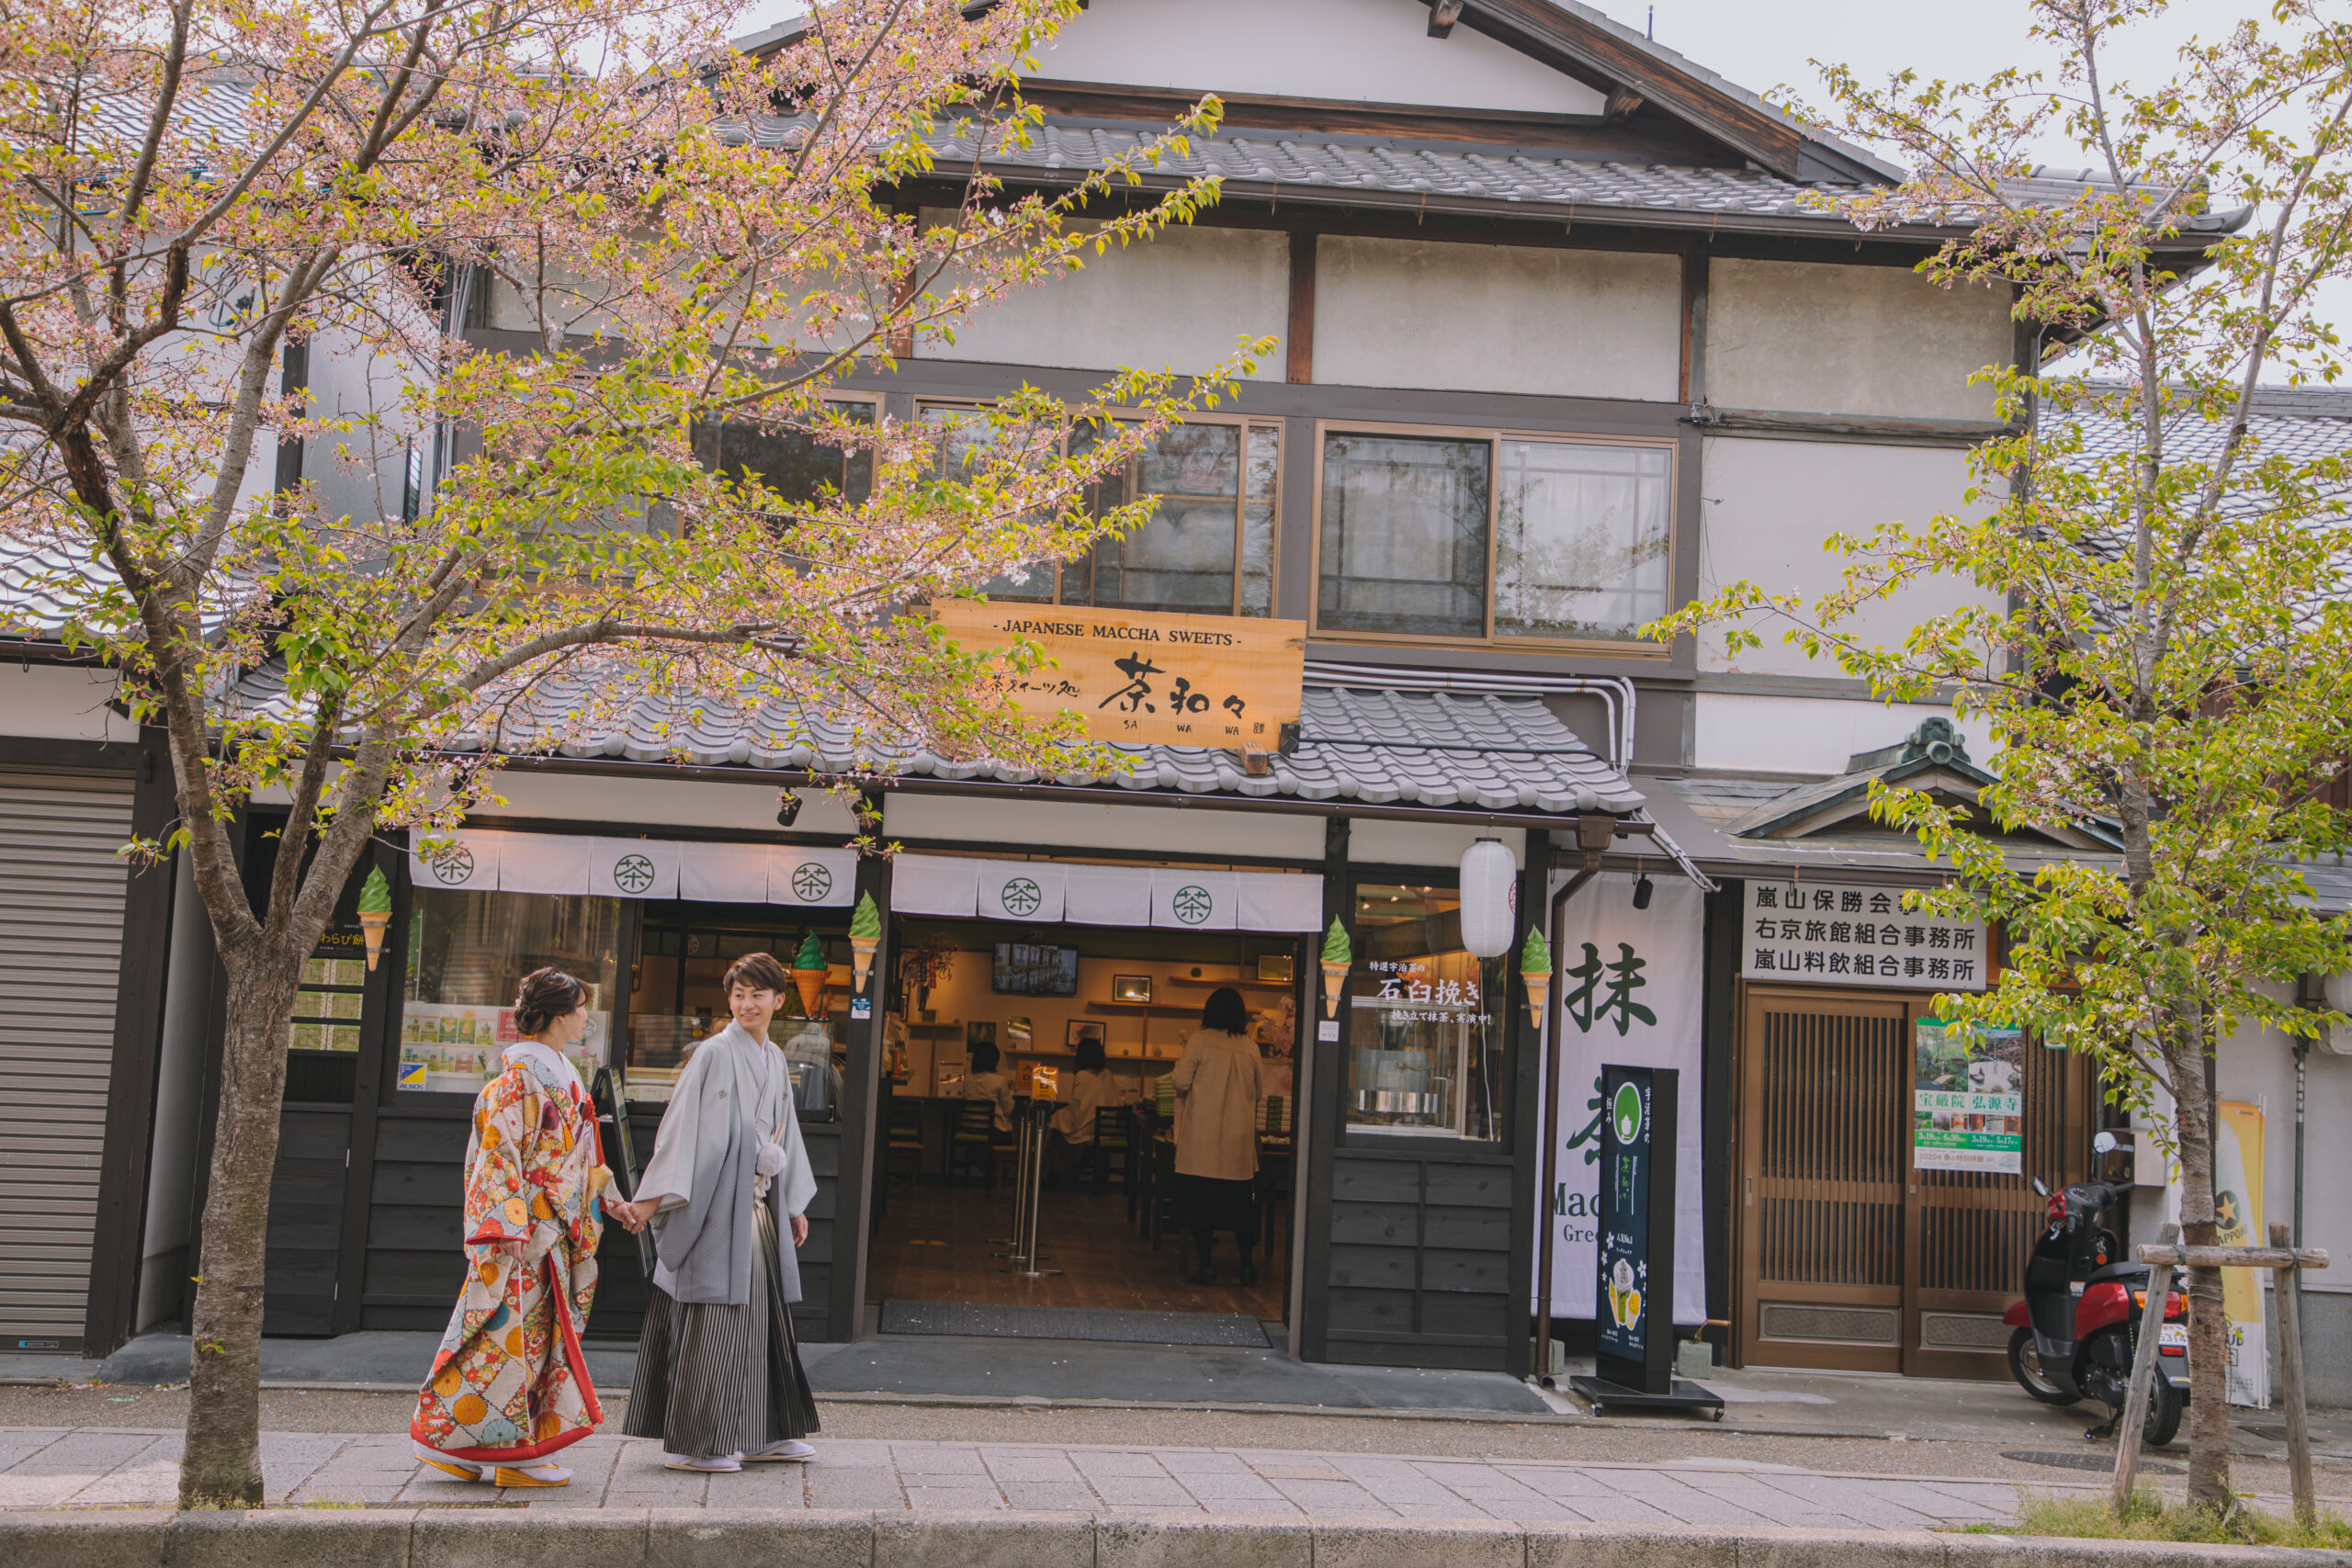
1538, 871, 1705, 1325
891, 853, 1323, 932
930, 600, 1306, 750
1739, 879, 1988, 991
1912, 1020, 2024, 1175
410, 830, 854, 908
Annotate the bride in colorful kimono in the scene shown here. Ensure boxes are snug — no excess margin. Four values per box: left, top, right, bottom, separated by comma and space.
606, 949, 821, 1472
411, 967, 612, 1487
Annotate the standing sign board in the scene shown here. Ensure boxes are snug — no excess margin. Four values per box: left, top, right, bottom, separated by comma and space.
1740, 880, 1987, 990
930, 601, 1305, 750
1595, 1066, 1674, 1393
1912, 1021, 2024, 1175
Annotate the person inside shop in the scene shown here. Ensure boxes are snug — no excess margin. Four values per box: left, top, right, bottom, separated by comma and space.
605, 952, 821, 1473
963, 1037, 1015, 1135
1172, 987, 1262, 1287
1046, 1033, 1130, 1187
411, 967, 613, 1488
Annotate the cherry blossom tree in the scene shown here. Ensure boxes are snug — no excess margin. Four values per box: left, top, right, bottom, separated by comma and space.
0, 0, 1256, 1506
1652, 0, 2352, 1508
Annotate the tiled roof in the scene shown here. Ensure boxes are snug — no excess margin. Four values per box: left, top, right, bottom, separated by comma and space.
223, 662, 1647, 817
2049, 384, 2352, 468
0, 539, 250, 643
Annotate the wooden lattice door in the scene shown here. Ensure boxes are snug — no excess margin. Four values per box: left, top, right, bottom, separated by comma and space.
1736, 984, 2090, 1377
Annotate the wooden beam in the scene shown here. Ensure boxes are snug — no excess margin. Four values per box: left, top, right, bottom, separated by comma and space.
1604, 85, 1645, 122
1286, 231, 1317, 386
1428, 0, 1464, 39
2135, 1243, 2330, 1269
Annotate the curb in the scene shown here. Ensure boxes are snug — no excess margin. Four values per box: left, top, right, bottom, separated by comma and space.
3, 1508, 2347, 1568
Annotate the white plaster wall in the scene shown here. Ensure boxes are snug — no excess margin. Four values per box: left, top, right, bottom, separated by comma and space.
884, 791, 1324, 862
137, 851, 209, 1331
1313, 237, 1680, 401
487, 773, 863, 838
922, 220, 1288, 379
2, 664, 141, 743
1033, 0, 1606, 113
302, 321, 429, 530
1696, 437, 2000, 679
1351, 818, 1525, 869
1707, 259, 2013, 422
1691, 693, 1994, 778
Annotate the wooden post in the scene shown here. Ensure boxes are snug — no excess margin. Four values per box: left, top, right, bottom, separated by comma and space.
2111, 1220, 2178, 1513
2270, 1223, 2316, 1529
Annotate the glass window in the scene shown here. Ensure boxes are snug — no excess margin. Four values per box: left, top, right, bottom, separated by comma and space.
399, 890, 621, 1093
693, 398, 875, 512
1316, 427, 1676, 648
1495, 439, 1671, 641
626, 909, 844, 1117
1317, 433, 1491, 638
1344, 880, 1504, 1142
917, 403, 1278, 615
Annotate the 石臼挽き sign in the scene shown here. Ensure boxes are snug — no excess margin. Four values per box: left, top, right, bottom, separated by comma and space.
1912, 1019, 2023, 1175
931, 601, 1304, 749
1739, 880, 1987, 991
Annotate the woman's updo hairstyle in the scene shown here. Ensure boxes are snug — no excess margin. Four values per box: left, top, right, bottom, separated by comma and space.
513, 966, 588, 1038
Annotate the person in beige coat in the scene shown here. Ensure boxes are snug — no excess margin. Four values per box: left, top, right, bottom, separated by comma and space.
1171, 987, 1263, 1286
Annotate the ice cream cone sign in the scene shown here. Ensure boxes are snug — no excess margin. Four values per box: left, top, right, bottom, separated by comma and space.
1318, 917, 1351, 1019
1519, 925, 1554, 1029
356, 867, 393, 972
849, 893, 882, 993
790, 931, 829, 1019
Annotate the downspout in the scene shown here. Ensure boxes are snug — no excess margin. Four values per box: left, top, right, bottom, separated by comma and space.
1534, 811, 1618, 1383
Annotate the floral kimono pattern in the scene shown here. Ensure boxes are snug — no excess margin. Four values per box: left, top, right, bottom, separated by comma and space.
412, 1052, 608, 1463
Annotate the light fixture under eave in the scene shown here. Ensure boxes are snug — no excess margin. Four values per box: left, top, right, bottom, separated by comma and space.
1631, 874, 1654, 910
1459, 838, 1516, 958
776, 790, 802, 828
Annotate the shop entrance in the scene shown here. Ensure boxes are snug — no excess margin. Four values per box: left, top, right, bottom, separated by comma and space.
869, 915, 1306, 1337
1733, 984, 2093, 1378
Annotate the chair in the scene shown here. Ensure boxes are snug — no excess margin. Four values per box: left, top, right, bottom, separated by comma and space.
1089, 1105, 1134, 1199
883, 1096, 926, 1197
948, 1100, 1007, 1190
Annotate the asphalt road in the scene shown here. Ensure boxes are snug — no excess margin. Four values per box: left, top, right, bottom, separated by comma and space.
4, 1382, 2346, 1498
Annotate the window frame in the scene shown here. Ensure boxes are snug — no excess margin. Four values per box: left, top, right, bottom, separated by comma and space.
695, 389, 884, 507
1308, 418, 1679, 657
913, 399, 1281, 618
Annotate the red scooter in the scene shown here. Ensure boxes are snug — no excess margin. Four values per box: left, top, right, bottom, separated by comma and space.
2003, 1156, 2187, 1446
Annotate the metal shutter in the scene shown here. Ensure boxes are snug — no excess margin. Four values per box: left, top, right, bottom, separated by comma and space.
0, 768, 133, 1347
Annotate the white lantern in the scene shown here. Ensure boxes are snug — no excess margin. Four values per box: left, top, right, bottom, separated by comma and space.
1458, 838, 1517, 958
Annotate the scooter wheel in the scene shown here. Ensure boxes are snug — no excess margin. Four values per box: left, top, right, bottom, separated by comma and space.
2142, 1368, 2184, 1448
2007, 1326, 2082, 1406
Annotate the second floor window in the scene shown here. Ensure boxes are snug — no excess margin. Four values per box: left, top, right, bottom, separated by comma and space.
692, 397, 876, 513
1317, 425, 1674, 649
922, 402, 1278, 617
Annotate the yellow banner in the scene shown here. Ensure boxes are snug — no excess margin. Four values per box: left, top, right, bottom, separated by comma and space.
2215, 1100, 2267, 1325
932, 601, 1306, 750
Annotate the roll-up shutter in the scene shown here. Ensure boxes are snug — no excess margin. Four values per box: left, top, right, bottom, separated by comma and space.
0, 768, 134, 1348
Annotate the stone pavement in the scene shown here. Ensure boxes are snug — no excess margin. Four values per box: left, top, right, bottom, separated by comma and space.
0, 1425, 2028, 1529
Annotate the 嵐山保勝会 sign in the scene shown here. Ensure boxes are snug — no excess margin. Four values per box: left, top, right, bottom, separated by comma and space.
932, 601, 1305, 750
1738, 879, 1987, 991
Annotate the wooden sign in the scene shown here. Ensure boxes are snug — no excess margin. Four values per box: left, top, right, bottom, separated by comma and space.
931, 601, 1306, 749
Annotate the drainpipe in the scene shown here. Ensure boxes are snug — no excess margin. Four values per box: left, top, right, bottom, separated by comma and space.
1534, 811, 1618, 1384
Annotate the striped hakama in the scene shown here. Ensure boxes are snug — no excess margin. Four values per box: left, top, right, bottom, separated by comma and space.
623, 1196, 819, 1459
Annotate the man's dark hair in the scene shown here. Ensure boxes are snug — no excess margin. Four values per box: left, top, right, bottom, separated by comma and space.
723, 951, 789, 996
513, 966, 587, 1038
1074, 1035, 1106, 1074
1201, 986, 1250, 1035
969, 1039, 1001, 1074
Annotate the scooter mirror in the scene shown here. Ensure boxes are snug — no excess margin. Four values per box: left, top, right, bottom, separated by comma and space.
2093, 1131, 2118, 1155
2030, 1177, 2051, 1197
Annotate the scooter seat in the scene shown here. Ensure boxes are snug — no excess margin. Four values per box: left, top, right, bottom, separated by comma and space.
2085, 1261, 2149, 1285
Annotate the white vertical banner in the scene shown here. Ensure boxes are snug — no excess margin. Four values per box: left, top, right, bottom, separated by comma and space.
679, 840, 767, 904
1152, 870, 1238, 931
586, 837, 680, 902
1064, 863, 1153, 926
978, 861, 1067, 922
1538, 871, 1707, 1324
889, 853, 979, 918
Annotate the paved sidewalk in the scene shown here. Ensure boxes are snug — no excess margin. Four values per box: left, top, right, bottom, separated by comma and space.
0, 1426, 2026, 1529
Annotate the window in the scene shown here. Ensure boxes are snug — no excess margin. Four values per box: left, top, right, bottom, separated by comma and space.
627, 910, 844, 1117
918, 401, 1279, 616
398, 889, 622, 1093
1316, 425, 1674, 649
1344, 880, 1504, 1142
693, 396, 876, 512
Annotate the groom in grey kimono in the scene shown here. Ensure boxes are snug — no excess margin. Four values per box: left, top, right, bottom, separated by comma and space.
607, 950, 821, 1472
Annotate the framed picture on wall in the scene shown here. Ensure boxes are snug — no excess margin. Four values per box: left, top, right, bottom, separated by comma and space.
1112, 975, 1153, 1004
1255, 953, 1295, 984
1067, 1020, 1107, 1051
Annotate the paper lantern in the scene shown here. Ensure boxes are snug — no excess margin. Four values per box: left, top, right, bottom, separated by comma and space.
1458, 838, 1516, 958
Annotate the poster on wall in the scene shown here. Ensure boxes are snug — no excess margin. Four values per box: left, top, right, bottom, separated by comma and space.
1912, 1020, 2024, 1174
1740, 880, 1988, 991
1537, 872, 1705, 1325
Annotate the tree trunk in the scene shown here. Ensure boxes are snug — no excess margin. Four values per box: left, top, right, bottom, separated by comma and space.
175, 940, 301, 1509
2165, 1032, 2231, 1510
